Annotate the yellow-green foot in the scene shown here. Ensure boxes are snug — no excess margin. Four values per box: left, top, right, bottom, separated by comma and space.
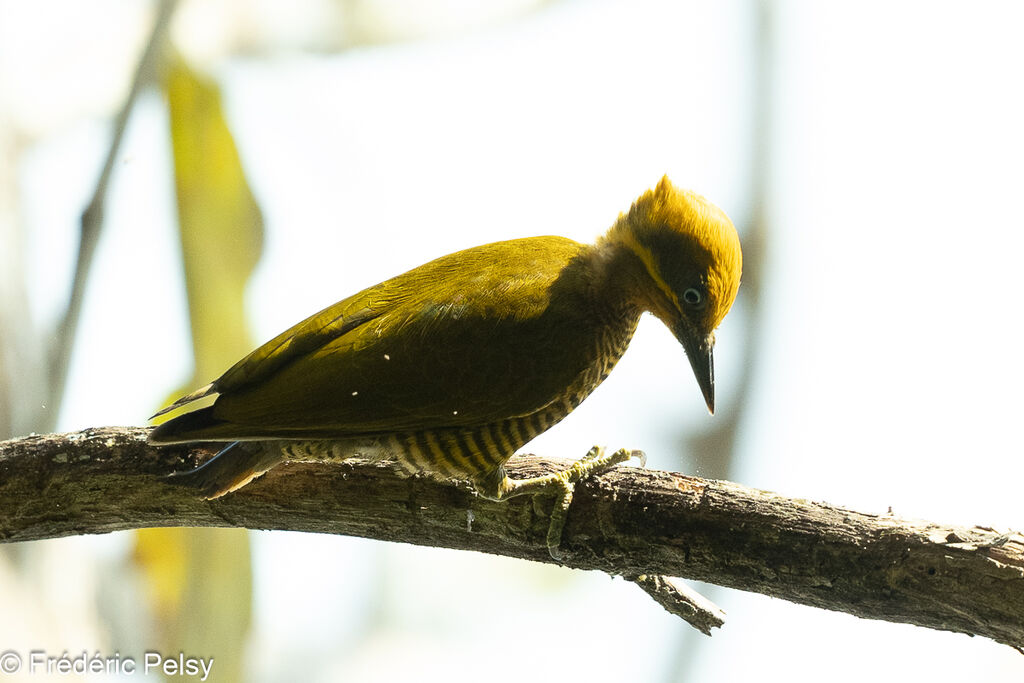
501, 446, 646, 560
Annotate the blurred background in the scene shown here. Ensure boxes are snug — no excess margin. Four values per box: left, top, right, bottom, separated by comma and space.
1, 0, 1022, 680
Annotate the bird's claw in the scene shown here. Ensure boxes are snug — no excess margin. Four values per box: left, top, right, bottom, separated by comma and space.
492, 446, 649, 560
545, 446, 647, 560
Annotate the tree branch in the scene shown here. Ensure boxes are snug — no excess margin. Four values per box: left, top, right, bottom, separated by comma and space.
1, 427, 1021, 650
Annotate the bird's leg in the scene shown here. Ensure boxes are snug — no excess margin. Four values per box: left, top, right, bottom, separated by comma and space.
478, 446, 646, 560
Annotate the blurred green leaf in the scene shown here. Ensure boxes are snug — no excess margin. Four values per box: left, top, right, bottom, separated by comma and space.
166, 56, 263, 380
136, 55, 264, 682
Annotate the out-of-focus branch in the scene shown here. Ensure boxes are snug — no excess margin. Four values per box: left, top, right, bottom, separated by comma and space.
45, 0, 179, 431
1, 427, 1021, 650
627, 574, 726, 635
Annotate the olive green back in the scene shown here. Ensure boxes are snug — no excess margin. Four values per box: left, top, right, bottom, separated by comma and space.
205, 236, 603, 436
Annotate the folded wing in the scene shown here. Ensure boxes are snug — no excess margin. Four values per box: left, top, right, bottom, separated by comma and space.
152, 237, 595, 442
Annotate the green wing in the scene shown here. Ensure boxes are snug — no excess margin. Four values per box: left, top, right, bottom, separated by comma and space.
177, 236, 597, 438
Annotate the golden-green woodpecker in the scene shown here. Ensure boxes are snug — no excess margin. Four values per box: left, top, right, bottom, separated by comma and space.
150, 176, 742, 557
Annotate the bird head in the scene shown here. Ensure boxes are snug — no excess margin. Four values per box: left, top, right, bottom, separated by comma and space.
604, 176, 742, 414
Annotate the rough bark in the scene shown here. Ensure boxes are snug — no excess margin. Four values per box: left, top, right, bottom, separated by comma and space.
1, 427, 1021, 649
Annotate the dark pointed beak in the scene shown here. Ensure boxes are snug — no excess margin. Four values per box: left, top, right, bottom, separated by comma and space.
675, 326, 715, 414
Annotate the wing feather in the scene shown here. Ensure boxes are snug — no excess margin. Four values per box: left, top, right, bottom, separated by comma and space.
162, 236, 596, 440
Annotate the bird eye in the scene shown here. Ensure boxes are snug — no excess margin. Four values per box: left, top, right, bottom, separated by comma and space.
682, 287, 704, 308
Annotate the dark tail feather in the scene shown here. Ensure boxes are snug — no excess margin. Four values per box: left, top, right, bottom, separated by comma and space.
150, 406, 230, 444
163, 441, 284, 499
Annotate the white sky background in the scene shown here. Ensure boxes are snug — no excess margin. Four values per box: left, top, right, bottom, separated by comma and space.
5, 0, 1024, 681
